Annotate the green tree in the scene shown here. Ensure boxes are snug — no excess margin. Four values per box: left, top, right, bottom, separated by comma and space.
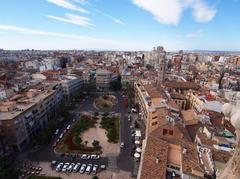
0, 155, 18, 179
92, 140, 100, 148
126, 83, 134, 108
75, 136, 82, 146
92, 176, 99, 179
110, 75, 122, 91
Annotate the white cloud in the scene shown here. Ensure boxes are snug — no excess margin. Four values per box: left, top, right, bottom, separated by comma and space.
132, 0, 182, 25
94, 9, 125, 25
0, 24, 152, 51
192, 0, 216, 22
48, 13, 93, 26
186, 29, 203, 38
46, 0, 89, 13
0, 24, 112, 43
132, 0, 217, 25
112, 18, 125, 25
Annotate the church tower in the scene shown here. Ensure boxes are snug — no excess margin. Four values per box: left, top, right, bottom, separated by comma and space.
156, 46, 166, 85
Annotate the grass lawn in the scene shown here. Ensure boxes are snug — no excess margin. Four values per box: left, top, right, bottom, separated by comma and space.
28, 176, 62, 179
100, 116, 119, 143
55, 114, 101, 154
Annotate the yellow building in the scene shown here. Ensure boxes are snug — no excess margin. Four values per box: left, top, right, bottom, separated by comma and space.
134, 80, 180, 135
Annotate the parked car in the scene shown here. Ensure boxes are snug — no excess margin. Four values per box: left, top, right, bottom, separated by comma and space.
90, 154, 100, 159
73, 163, 81, 172
54, 129, 60, 135
132, 108, 137, 113
59, 133, 64, 139
63, 129, 67, 134
100, 165, 106, 170
92, 164, 98, 174
56, 163, 64, 172
79, 164, 87, 173
51, 160, 57, 167
81, 154, 90, 159
85, 164, 92, 174
120, 142, 125, 148
67, 163, 75, 172
66, 125, 71, 130
61, 163, 69, 172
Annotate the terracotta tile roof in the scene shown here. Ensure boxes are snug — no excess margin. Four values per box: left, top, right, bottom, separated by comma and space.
181, 109, 199, 125
167, 100, 180, 110
144, 84, 163, 98
164, 82, 200, 90
210, 117, 235, 135
181, 141, 205, 177
140, 123, 205, 178
150, 123, 193, 145
140, 137, 169, 179
196, 131, 217, 147
211, 148, 232, 163
186, 123, 203, 142
170, 93, 187, 100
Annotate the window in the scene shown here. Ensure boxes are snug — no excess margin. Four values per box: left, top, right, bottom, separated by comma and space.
169, 130, 173, 135
163, 129, 168, 135
152, 122, 158, 126
152, 116, 157, 120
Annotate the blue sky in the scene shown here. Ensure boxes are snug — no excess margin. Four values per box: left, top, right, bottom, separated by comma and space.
0, 0, 239, 51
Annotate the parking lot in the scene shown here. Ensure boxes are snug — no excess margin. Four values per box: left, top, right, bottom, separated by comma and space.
23, 91, 143, 178
39, 161, 133, 179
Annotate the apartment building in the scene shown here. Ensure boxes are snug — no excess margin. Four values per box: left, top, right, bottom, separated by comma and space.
60, 75, 84, 99
121, 67, 137, 88
95, 69, 112, 91
134, 80, 180, 135
0, 84, 63, 152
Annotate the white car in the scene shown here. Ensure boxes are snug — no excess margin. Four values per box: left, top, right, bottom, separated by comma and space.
81, 154, 90, 159
59, 133, 64, 139
92, 164, 98, 174
67, 163, 75, 172
54, 129, 60, 135
100, 165, 106, 170
79, 164, 87, 173
61, 163, 69, 172
56, 163, 64, 172
85, 164, 92, 174
132, 108, 137, 113
73, 163, 81, 172
120, 142, 125, 148
66, 125, 71, 130
90, 154, 100, 159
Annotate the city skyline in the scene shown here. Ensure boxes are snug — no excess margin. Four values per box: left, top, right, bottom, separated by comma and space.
0, 0, 240, 51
